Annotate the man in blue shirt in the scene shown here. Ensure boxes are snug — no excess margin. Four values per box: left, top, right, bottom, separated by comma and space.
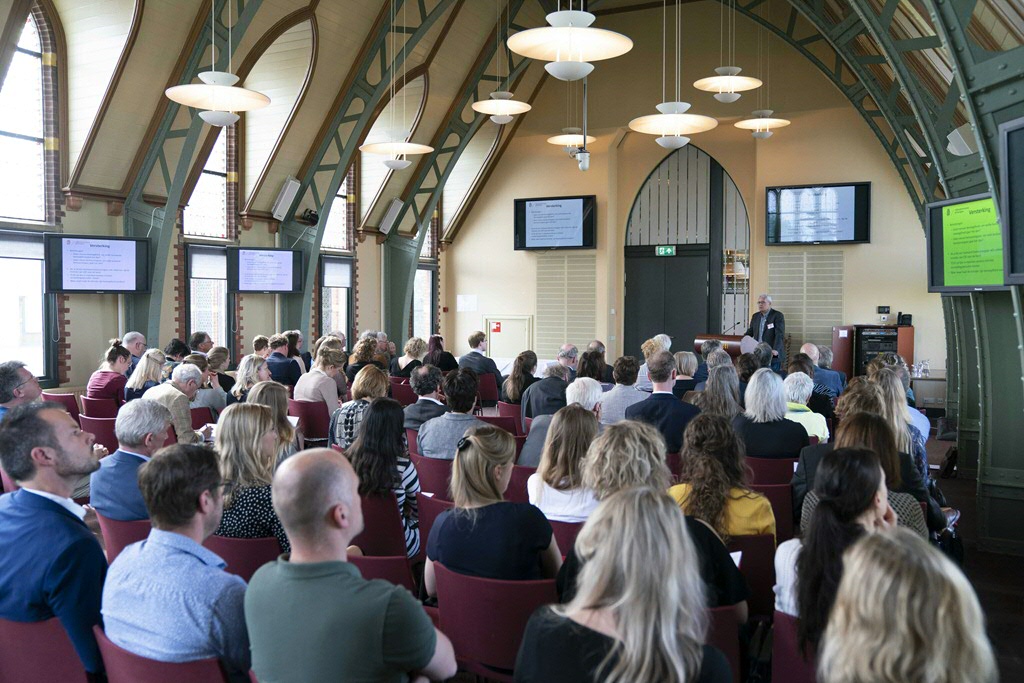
0, 403, 106, 674
0, 360, 42, 422
90, 399, 172, 521
800, 343, 845, 398
265, 333, 301, 386
122, 331, 147, 377
102, 444, 249, 680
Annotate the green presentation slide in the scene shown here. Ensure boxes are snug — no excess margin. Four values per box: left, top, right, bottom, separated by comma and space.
942, 198, 1003, 287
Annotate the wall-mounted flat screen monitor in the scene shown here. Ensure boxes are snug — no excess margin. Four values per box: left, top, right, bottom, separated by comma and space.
227, 247, 303, 293
926, 193, 1006, 293
43, 234, 150, 293
765, 182, 871, 245
514, 195, 597, 250
1000, 116, 1024, 284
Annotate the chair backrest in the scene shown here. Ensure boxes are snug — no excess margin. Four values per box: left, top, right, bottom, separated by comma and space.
190, 406, 216, 430
286, 399, 330, 441
41, 391, 80, 422
202, 535, 281, 583
390, 382, 418, 407
524, 417, 533, 434
0, 617, 89, 683
350, 493, 408, 556
666, 452, 683, 479
164, 425, 177, 444
96, 513, 151, 564
349, 554, 416, 592
548, 520, 583, 555
495, 402, 525, 435
434, 563, 558, 672
477, 415, 517, 435
751, 483, 795, 543
80, 396, 119, 418
505, 465, 535, 504
808, 435, 819, 445
416, 492, 455, 547
706, 606, 742, 683
771, 611, 818, 683
0, 466, 18, 493
477, 372, 499, 403
746, 457, 800, 485
409, 452, 452, 500
406, 428, 420, 456
93, 625, 228, 683
79, 415, 119, 453
726, 534, 777, 619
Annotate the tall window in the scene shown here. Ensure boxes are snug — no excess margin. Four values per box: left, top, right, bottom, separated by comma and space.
184, 130, 228, 239
0, 14, 45, 222
188, 246, 228, 347
321, 256, 352, 343
321, 169, 353, 251
0, 233, 51, 379
411, 213, 438, 340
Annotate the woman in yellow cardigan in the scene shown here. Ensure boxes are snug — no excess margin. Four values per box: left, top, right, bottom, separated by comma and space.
669, 414, 776, 541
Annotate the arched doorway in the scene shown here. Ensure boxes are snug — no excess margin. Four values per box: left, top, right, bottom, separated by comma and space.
623, 145, 750, 357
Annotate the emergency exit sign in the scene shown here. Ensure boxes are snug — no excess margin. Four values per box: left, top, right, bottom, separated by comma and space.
656, 245, 675, 256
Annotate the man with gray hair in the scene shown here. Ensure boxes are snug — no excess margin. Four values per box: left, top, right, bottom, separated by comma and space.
0, 360, 41, 422
695, 349, 733, 391
555, 343, 579, 382
518, 377, 604, 467
142, 364, 210, 444
587, 340, 614, 382
122, 331, 147, 376
520, 363, 569, 421
811, 344, 846, 397
783, 372, 829, 443
692, 338, 723, 384
744, 294, 785, 370
90, 400, 173, 521
636, 333, 673, 391
404, 365, 449, 430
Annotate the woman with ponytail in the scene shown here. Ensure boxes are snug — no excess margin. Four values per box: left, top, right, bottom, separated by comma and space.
501, 350, 539, 404
86, 339, 132, 406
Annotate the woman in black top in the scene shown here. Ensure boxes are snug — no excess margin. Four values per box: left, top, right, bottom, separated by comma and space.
500, 350, 539, 404
346, 338, 386, 385
516, 488, 732, 683
423, 334, 459, 372
731, 368, 809, 458
672, 351, 699, 399
389, 336, 426, 378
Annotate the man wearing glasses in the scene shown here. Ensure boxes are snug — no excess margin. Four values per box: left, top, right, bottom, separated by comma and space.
0, 361, 42, 422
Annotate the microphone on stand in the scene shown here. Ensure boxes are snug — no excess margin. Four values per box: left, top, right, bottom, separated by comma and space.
723, 320, 744, 335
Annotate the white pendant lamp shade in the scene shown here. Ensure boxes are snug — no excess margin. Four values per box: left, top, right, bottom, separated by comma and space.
545, 61, 594, 82
383, 158, 413, 170
734, 109, 790, 138
198, 110, 240, 127
693, 66, 762, 103
472, 91, 532, 125
547, 127, 596, 148
629, 101, 718, 139
507, 9, 632, 82
359, 141, 434, 156
166, 70, 270, 113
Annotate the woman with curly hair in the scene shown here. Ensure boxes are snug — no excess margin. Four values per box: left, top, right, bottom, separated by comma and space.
669, 414, 775, 541
345, 337, 384, 385
501, 350, 539, 404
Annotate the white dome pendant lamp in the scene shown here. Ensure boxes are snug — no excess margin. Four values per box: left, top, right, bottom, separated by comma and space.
735, 6, 790, 139
693, 0, 761, 103
472, 1, 532, 125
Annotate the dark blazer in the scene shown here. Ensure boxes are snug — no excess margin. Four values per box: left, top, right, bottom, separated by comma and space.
672, 378, 699, 400
0, 490, 107, 672
425, 351, 459, 372
625, 392, 701, 453
692, 361, 709, 384
403, 398, 449, 430
89, 449, 149, 521
520, 377, 568, 420
266, 351, 301, 386
744, 308, 786, 358
731, 414, 809, 459
345, 360, 384, 385
458, 350, 504, 397
815, 366, 846, 397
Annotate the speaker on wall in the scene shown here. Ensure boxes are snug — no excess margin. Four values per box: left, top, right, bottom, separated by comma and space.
378, 198, 404, 235
271, 176, 301, 221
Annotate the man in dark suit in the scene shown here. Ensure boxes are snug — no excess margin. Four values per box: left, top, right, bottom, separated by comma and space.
90, 400, 172, 521
625, 351, 700, 453
0, 403, 107, 675
457, 331, 503, 403
520, 364, 570, 421
744, 294, 786, 371
404, 365, 449, 430
266, 333, 301, 386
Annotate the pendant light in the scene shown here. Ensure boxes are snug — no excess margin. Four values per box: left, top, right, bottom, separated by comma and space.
547, 80, 594, 154
165, 0, 270, 126
507, 2, 632, 82
472, 1, 532, 124
359, 0, 434, 169
628, 0, 717, 149
735, 3, 790, 138
692, 0, 761, 103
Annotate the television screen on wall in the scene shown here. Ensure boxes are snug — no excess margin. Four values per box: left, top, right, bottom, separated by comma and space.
43, 234, 151, 293
926, 193, 1007, 293
765, 182, 871, 245
226, 247, 303, 293
514, 195, 597, 250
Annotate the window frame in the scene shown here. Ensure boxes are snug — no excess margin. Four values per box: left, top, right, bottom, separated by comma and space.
319, 254, 354, 346
0, 229, 59, 387
411, 262, 438, 340
185, 243, 233, 349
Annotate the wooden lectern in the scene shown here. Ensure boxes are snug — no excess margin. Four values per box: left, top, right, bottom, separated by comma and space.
693, 334, 745, 359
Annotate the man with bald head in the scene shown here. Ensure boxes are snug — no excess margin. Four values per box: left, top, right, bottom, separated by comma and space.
799, 343, 843, 398
245, 449, 457, 683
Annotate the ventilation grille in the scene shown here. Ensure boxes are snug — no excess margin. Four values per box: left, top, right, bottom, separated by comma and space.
767, 250, 844, 348
536, 252, 596, 358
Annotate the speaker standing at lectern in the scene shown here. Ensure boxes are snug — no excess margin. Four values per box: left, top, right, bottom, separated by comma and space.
744, 294, 786, 371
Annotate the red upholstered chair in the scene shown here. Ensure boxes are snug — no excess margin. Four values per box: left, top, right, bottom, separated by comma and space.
406, 428, 420, 456
349, 554, 416, 592
747, 457, 800, 485
524, 417, 533, 434
548, 520, 583, 555
350, 493, 407, 557
752, 483, 795, 543
772, 611, 818, 683
41, 391, 80, 423
706, 606, 742, 683
496, 402, 525, 435
727, 534, 777, 619
94, 625, 229, 683
389, 382, 418, 407
666, 452, 683, 479
203, 536, 281, 582
0, 617, 89, 683
417, 492, 455, 547
164, 425, 177, 444
80, 396, 119, 418
505, 465, 535, 504
514, 434, 527, 458
191, 406, 216, 430
434, 563, 558, 681
478, 415, 517, 435
409, 452, 452, 500
79, 415, 119, 453
477, 372, 499, 406
0, 466, 17, 493
808, 435, 820, 445
96, 513, 151, 564
287, 399, 330, 443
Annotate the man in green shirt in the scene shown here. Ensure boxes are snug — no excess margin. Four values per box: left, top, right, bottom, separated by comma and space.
245, 448, 456, 682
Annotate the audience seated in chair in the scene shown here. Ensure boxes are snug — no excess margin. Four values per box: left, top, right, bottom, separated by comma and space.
424, 425, 561, 598
0, 360, 42, 422
636, 333, 673, 391
515, 487, 733, 683
693, 365, 743, 420
228, 353, 271, 406
309, 334, 349, 396
90, 400, 172, 521
390, 336, 426, 379
187, 331, 214, 356
294, 345, 347, 415
265, 334, 302, 387
520, 377, 603, 467
246, 448, 456, 681
86, 338, 130, 407
212, 403, 290, 552
182, 353, 229, 417
598, 355, 649, 425
143, 363, 211, 445
735, 352, 759, 405
206, 345, 235, 396
249, 380, 303, 465
0, 403, 107, 675
625, 350, 701, 454
520, 363, 570, 421
866, 352, 929, 432
346, 398, 421, 558
692, 338, 722, 385
527, 404, 600, 523
582, 343, 614, 385
784, 372, 830, 443
818, 529, 996, 683
404, 364, 449, 430
252, 335, 271, 359
552, 343, 579, 383
869, 367, 929, 482
124, 349, 165, 402
417, 368, 487, 460
423, 334, 459, 372
121, 330, 147, 377
501, 350, 539, 405
814, 345, 847, 397
458, 330, 504, 396
101, 443, 250, 681
161, 338, 189, 381
330, 365, 389, 450
344, 337, 384, 386
789, 354, 835, 419
694, 349, 733, 392
673, 351, 700, 399
731, 368, 809, 459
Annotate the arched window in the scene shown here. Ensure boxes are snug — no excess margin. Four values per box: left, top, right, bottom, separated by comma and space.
0, 13, 46, 222
360, 74, 426, 220
440, 122, 501, 237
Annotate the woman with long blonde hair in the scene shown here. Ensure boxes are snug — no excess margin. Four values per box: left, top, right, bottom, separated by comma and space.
423, 424, 561, 597
870, 367, 928, 480
125, 348, 165, 401
819, 529, 996, 683
515, 487, 732, 683
529, 404, 600, 523
247, 380, 301, 464
230, 353, 272, 404
212, 403, 290, 551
